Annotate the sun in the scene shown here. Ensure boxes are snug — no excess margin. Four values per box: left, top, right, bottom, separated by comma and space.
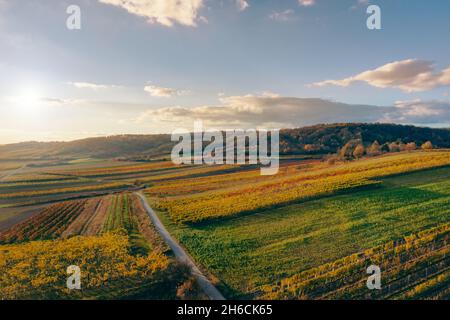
13, 87, 43, 112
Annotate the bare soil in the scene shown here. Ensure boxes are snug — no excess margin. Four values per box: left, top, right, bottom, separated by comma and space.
80, 195, 112, 236
61, 197, 103, 238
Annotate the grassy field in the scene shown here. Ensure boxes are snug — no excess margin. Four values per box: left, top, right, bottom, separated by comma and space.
151, 158, 450, 298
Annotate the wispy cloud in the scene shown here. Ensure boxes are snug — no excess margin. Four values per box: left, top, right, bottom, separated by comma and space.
68, 82, 120, 90
269, 9, 294, 22
311, 59, 450, 92
40, 97, 86, 106
381, 99, 450, 124
97, 0, 205, 27
144, 84, 186, 98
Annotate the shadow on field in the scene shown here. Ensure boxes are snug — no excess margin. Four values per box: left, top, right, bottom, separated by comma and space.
186, 182, 447, 235
185, 182, 384, 229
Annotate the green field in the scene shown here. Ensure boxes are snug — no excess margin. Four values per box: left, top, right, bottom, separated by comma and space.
156, 166, 450, 298
102, 193, 150, 256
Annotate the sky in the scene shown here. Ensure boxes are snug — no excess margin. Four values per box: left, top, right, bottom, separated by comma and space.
0, 0, 450, 144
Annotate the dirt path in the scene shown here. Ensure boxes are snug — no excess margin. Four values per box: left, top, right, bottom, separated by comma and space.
135, 192, 225, 301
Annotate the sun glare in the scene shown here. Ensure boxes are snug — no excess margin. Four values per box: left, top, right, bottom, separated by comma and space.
13, 87, 43, 112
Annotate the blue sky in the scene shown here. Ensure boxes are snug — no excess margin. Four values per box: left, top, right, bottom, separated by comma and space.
0, 0, 449, 143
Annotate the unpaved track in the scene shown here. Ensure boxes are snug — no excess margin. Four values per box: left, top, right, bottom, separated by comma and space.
135, 192, 225, 300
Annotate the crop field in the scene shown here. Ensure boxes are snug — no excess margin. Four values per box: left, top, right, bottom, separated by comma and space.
150, 151, 450, 223
0, 150, 448, 300
0, 233, 187, 299
0, 181, 133, 200
52, 161, 179, 178
0, 160, 149, 208
261, 223, 449, 300
150, 152, 450, 298
0, 162, 139, 207
0, 173, 74, 183
0, 194, 191, 299
0, 199, 94, 243
0, 162, 25, 172
42, 161, 238, 183
0, 178, 100, 194
0, 159, 251, 209
102, 193, 155, 255
0, 194, 167, 249
0, 176, 187, 300
145, 162, 316, 197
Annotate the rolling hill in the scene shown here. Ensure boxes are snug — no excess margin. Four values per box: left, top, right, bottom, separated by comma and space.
0, 123, 449, 160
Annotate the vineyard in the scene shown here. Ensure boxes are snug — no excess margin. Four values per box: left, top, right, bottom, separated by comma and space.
158, 159, 450, 299
0, 192, 193, 299
0, 149, 449, 300
0, 233, 188, 299
0, 194, 168, 253
103, 194, 136, 232
0, 181, 131, 200
102, 193, 156, 255
0, 200, 89, 243
130, 164, 246, 184
0, 178, 86, 192
260, 223, 450, 300
151, 151, 450, 223
145, 162, 313, 197
51, 161, 179, 178
0, 173, 74, 184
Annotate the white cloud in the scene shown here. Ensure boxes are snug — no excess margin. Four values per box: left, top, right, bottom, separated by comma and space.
298, 0, 315, 7
135, 94, 450, 128
40, 97, 86, 106
68, 82, 119, 90
144, 85, 185, 98
269, 9, 294, 22
97, 0, 205, 27
311, 59, 450, 92
235, 0, 249, 12
381, 100, 450, 124
260, 91, 281, 98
